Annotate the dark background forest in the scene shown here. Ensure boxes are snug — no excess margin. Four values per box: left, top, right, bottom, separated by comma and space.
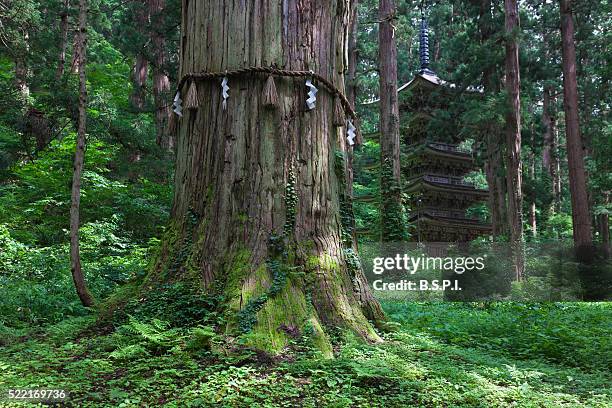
0, 0, 610, 406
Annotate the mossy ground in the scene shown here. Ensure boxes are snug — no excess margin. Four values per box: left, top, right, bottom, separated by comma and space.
0, 302, 610, 407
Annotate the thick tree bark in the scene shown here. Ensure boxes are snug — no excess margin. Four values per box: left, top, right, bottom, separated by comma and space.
70, 0, 95, 308
149, 0, 173, 150
154, 0, 384, 355
56, 0, 70, 80
504, 0, 524, 280
378, 0, 405, 241
560, 0, 593, 256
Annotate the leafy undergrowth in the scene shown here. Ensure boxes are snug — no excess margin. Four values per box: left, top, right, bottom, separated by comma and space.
0, 303, 610, 407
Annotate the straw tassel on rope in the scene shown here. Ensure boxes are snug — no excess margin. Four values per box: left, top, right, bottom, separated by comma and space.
333, 95, 345, 127
184, 79, 199, 110
262, 75, 279, 109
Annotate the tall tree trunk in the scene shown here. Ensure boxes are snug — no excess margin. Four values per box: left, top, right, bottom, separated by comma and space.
14, 31, 30, 101
478, 0, 506, 239
346, 0, 359, 243
152, 0, 384, 355
70, 31, 80, 73
56, 0, 70, 80
347, 0, 359, 111
529, 129, 537, 238
130, 54, 148, 110
542, 86, 562, 212
149, 0, 172, 150
70, 0, 94, 308
504, 0, 524, 280
378, 0, 405, 241
130, 0, 149, 110
600, 193, 610, 258
560, 0, 593, 257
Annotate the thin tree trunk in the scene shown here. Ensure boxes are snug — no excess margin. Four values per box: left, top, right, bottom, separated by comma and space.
504, 0, 524, 279
542, 87, 553, 173
56, 0, 70, 80
70, 31, 80, 73
347, 0, 359, 111
560, 0, 593, 256
378, 0, 405, 241
553, 128, 561, 209
542, 86, 563, 212
130, 0, 149, 110
346, 0, 359, 243
529, 127, 536, 238
149, 0, 172, 150
152, 0, 384, 354
130, 54, 148, 110
70, 0, 94, 308
15, 31, 29, 101
601, 193, 610, 258
479, 0, 506, 239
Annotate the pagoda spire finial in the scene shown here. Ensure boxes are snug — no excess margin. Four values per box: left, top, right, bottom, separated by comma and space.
419, 11, 435, 76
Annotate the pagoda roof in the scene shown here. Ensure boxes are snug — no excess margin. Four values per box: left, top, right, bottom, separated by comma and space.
406, 143, 473, 161
362, 72, 482, 106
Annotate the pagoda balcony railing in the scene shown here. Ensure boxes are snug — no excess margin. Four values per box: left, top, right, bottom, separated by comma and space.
427, 142, 471, 154
419, 209, 480, 220
422, 174, 474, 187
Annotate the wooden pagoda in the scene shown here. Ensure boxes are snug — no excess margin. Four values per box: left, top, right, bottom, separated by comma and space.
399, 17, 491, 243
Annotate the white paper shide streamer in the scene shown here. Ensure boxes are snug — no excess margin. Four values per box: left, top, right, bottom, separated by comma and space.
305, 79, 318, 110
347, 119, 356, 146
221, 77, 229, 110
172, 92, 183, 117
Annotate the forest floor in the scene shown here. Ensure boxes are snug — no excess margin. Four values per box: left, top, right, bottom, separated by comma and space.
0, 302, 610, 407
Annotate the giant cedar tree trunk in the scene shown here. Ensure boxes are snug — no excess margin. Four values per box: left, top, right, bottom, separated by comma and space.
378, 0, 405, 241
504, 0, 524, 279
560, 0, 593, 255
70, 0, 94, 307
153, 0, 384, 355
149, 0, 173, 150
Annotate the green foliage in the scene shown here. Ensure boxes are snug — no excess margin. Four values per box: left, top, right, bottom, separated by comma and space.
0, 221, 157, 327
186, 326, 217, 351
237, 258, 289, 334
2, 303, 609, 407
380, 158, 408, 241
382, 301, 612, 373
119, 282, 221, 328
